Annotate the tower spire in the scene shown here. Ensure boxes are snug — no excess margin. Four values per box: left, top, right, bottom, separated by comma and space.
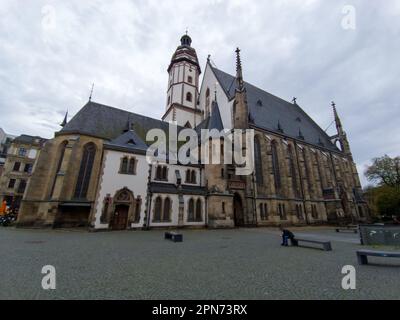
235, 47, 244, 91
331, 101, 352, 157
60, 110, 68, 127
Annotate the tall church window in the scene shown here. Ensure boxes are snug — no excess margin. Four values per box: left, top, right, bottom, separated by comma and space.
288, 145, 299, 197
254, 136, 263, 185
188, 76, 193, 84
74, 143, 96, 199
50, 140, 68, 198
186, 92, 192, 102
153, 197, 162, 222
302, 148, 312, 196
188, 198, 195, 221
195, 199, 202, 221
271, 141, 281, 192
163, 198, 171, 221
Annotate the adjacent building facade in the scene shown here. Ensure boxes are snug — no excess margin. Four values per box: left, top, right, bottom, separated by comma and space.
0, 135, 47, 212
16, 34, 368, 229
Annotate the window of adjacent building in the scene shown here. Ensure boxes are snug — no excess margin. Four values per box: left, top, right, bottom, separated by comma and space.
74, 143, 96, 199
186, 92, 192, 102
187, 76, 193, 84
8, 179, 16, 189
28, 149, 37, 159
13, 162, 21, 172
18, 148, 27, 157
18, 179, 27, 194
24, 163, 33, 173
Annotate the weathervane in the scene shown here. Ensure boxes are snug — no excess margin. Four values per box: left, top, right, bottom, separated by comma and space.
292, 97, 297, 104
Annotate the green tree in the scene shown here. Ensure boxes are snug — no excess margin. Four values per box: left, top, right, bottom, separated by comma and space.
365, 155, 400, 188
365, 155, 400, 218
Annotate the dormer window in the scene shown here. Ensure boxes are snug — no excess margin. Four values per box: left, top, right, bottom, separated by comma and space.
127, 139, 135, 145
257, 99, 263, 106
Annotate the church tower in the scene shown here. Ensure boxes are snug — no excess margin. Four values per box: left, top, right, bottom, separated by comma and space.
162, 33, 202, 128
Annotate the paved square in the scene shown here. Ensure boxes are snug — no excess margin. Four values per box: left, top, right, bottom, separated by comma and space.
0, 227, 399, 299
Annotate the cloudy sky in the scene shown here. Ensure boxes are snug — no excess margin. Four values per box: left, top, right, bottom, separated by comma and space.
0, 0, 399, 186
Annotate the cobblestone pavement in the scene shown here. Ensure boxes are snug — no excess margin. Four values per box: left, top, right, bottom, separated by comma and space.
0, 227, 399, 300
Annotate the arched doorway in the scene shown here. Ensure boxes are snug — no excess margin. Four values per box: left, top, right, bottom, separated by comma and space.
109, 188, 134, 230
233, 193, 244, 227
111, 204, 129, 230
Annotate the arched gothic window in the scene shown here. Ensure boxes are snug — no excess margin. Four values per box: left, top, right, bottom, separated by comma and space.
254, 136, 263, 185
74, 143, 96, 199
191, 170, 196, 183
271, 141, 281, 192
186, 92, 192, 102
188, 198, 194, 221
154, 197, 162, 221
195, 199, 202, 221
163, 198, 171, 221
205, 88, 210, 115
288, 145, 299, 197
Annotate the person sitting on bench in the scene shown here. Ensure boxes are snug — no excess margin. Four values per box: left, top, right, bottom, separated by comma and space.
279, 225, 298, 247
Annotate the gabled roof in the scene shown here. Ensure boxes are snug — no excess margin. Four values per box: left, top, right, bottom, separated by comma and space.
104, 129, 148, 153
209, 64, 338, 151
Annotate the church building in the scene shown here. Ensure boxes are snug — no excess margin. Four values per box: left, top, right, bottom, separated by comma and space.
16, 34, 368, 230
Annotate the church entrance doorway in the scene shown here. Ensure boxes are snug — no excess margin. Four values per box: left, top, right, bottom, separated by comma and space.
233, 193, 244, 227
111, 204, 129, 230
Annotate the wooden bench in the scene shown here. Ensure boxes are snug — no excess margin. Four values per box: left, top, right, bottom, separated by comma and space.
295, 238, 332, 251
335, 226, 358, 233
165, 231, 183, 242
357, 249, 400, 265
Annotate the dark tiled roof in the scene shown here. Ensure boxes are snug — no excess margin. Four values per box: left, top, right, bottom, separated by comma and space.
210, 65, 339, 151
13, 134, 47, 145
59, 101, 179, 143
